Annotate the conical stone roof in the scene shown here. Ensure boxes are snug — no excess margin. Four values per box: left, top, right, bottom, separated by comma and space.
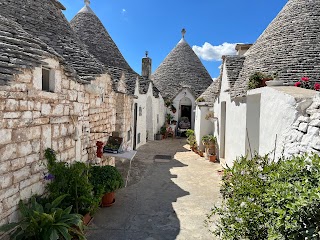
152, 36, 213, 100
0, 0, 105, 82
232, 0, 320, 98
70, 5, 134, 72
70, 4, 160, 96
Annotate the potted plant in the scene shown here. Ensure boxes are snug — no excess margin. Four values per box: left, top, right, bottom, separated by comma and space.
155, 131, 162, 140
209, 155, 217, 162
160, 125, 167, 139
166, 113, 174, 124
44, 149, 100, 225
165, 99, 172, 108
89, 165, 124, 207
202, 135, 217, 159
247, 72, 273, 89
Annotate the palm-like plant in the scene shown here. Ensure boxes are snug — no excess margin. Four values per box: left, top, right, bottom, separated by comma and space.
0, 195, 85, 240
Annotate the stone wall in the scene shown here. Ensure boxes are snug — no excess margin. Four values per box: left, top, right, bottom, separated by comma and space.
0, 57, 134, 225
283, 94, 320, 157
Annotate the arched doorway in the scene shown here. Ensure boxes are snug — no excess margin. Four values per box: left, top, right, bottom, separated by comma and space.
179, 97, 192, 128
146, 96, 154, 141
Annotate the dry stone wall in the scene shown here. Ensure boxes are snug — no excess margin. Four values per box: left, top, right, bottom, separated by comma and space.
283, 94, 320, 157
0, 58, 133, 225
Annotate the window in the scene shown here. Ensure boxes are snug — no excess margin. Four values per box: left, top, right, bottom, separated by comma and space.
127, 130, 131, 141
42, 67, 55, 92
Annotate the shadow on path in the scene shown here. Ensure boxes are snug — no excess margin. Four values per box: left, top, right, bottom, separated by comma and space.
87, 139, 191, 240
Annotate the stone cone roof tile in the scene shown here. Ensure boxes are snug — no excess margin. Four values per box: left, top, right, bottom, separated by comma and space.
152, 38, 213, 100
0, 14, 61, 84
232, 0, 320, 98
198, 77, 221, 107
0, 0, 105, 83
70, 8, 134, 73
70, 6, 160, 97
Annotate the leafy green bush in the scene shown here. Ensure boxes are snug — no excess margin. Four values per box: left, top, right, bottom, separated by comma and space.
185, 129, 194, 138
208, 153, 320, 239
89, 165, 124, 195
44, 149, 99, 215
0, 195, 85, 240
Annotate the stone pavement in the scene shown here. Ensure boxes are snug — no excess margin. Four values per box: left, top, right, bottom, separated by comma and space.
87, 139, 222, 240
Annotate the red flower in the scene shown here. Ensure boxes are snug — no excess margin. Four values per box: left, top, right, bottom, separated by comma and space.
295, 82, 301, 87
301, 77, 309, 82
314, 83, 320, 91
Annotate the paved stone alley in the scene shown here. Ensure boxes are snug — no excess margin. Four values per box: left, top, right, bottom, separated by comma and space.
87, 139, 222, 240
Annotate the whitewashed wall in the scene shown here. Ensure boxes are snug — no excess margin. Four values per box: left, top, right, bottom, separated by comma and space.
194, 105, 214, 151
214, 63, 247, 166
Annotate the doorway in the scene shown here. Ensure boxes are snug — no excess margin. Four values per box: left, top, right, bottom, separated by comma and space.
180, 105, 191, 122
220, 102, 226, 158
133, 103, 138, 150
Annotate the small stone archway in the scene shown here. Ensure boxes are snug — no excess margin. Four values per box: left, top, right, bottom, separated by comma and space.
146, 96, 154, 141
179, 96, 193, 128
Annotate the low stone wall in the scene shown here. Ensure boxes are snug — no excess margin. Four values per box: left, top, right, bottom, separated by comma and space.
283, 94, 320, 157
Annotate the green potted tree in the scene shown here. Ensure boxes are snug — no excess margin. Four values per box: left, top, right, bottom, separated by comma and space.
89, 165, 124, 207
202, 134, 217, 160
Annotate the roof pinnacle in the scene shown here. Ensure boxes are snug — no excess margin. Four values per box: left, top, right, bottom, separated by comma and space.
85, 0, 90, 6
181, 28, 186, 39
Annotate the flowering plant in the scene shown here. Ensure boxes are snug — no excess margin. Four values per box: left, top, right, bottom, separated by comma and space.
294, 76, 320, 91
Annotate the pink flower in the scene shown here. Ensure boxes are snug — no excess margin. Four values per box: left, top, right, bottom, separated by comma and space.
295, 82, 301, 87
301, 77, 309, 82
314, 83, 320, 91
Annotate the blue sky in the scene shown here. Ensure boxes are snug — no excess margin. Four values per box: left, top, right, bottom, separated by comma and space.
61, 0, 287, 79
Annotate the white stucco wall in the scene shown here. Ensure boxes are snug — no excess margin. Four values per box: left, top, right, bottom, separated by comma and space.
194, 105, 214, 151
214, 63, 247, 166
133, 82, 165, 149
248, 86, 315, 160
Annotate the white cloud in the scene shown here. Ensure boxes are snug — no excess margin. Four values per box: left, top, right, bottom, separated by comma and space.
192, 42, 238, 61
122, 9, 126, 13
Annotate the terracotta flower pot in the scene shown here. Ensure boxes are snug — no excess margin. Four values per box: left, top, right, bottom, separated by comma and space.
209, 155, 217, 162
83, 213, 93, 226
198, 151, 204, 157
101, 192, 115, 207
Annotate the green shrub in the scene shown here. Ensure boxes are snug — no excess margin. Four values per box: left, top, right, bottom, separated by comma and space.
44, 149, 99, 215
89, 165, 124, 195
185, 129, 194, 138
208, 154, 320, 239
0, 195, 85, 240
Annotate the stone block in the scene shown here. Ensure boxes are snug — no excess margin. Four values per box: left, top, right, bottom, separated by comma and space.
0, 129, 12, 145
16, 141, 33, 157
12, 127, 41, 142
33, 117, 50, 125
311, 137, 320, 151
7, 83, 27, 92
5, 99, 19, 111
3, 193, 20, 211
41, 125, 52, 150
20, 182, 44, 200
309, 119, 320, 127
0, 184, 19, 200
19, 100, 28, 111
73, 102, 83, 115
10, 158, 26, 171
13, 166, 31, 184
18, 72, 32, 83
0, 161, 10, 174
26, 154, 40, 165
50, 116, 70, 124
52, 125, 60, 138
31, 140, 41, 153
19, 173, 41, 190
41, 103, 51, 116
297, 116, 310, 123
3, 112, 21, 119
28, 101, 34, 111
52, 104, 64, 116
298, 122, 308, 133
34, 102, 41, 111
0, 174, 13, 189
21, 111, 33, 119
8, 92, 27, 99
31, 161, 45, 174
0, 144, 17, 161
